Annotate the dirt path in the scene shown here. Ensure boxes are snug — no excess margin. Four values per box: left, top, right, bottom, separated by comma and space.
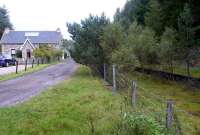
0, 58, 77, 107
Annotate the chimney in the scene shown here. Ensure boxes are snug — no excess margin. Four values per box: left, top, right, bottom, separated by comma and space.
56, 28, 61, 33
4, 28, 10, 34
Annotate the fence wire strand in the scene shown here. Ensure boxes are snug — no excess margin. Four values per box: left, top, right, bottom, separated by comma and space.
104, 64, 200, 135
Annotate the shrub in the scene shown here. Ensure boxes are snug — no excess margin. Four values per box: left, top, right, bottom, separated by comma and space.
111, 113, 168, 135
100, 23, 125, 63
16, 50, 22, 58
127, 23, 159, 67
33, 45, 62, 61
111, 46, 139, 68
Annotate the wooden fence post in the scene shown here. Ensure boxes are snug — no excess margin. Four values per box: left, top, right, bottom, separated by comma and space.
32, 59, 34, 68
104, 63, 106, 81
166, 99, 173, 129
25, 59, 27, 71
112, 64, 116, 93
131, 81, 137, 107
37, 58, 39, 66
16, 61, 18, 74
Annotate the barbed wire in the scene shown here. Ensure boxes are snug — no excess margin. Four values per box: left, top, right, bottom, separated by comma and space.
105, 65, 198, 118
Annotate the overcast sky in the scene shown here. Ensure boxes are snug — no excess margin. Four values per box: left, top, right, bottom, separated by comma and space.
0, 0, 126, 39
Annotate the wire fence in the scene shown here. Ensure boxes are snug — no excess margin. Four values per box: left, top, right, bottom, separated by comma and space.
103, 63, 200, 135
14, 57, 62, 74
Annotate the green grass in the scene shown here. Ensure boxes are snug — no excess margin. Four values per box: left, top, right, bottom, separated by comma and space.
173, 66, 200, 78
144, 64, 200, 78
0, 63, 57, 82
121, 71, 200, 135
0, 65, 199, 135
0, 66, 123, 135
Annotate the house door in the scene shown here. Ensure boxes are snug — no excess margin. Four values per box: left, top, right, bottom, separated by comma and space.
27, 49, 31, 59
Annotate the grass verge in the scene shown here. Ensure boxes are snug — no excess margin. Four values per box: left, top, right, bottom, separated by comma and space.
119, 71, 200, 135
0, 62, 58, 82
0, 65, 199, 135
0, 66, 123, 135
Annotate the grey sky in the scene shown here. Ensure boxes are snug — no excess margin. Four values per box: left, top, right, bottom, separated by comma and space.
0, 0, 126, 39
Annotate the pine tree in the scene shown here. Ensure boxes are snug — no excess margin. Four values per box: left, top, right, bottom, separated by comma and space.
0, 6, 12, 38
145, 0, 163, 36
178, 3, 195, 77
159, 27, 178, 73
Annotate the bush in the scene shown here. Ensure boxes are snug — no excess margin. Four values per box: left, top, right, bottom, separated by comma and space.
100, 23, 125, 63
33, 45, 63, 61
16, 50, 22, 58
127, 23, 159, 67
111, 46, 139, 68
112, 113, 168, 135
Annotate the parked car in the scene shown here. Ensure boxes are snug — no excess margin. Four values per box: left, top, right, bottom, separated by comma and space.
0, 55, 16, 67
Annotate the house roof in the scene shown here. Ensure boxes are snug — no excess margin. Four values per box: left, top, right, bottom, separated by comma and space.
0, 31, 62, 44
20, 38, 35, 50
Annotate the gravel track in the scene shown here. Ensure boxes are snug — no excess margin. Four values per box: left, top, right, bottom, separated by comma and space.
0, 58, 77, 107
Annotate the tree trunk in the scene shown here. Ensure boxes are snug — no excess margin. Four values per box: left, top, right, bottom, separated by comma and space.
170, 57, 174, 74
170, 60, 174, 80
186, 60, 190, 77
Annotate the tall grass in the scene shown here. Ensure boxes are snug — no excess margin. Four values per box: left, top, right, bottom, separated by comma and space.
105, 65, 200, 135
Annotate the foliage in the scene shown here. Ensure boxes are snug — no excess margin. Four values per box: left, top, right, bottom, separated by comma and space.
67, 14, 110, 67
111, 46, 139, 68
114, 0, 149, 29
61, 39, 74, 51
127, 23, 158, 67
178, 3, 195, 50
33, 45, 62, 60
100, 22, 140, 68
0, 6, 12, 38
158, 0, 196, 28
68, 0, 199, 78
178, 3, 196, 76
159, 27, 178, 72
33, 45, 48, 58
112, 0, 199, 76
66, 0, 199, 77
53, 49, 63, 58
145, 0, 163, 36
126, 22, 143, 65
112, 113, 168, 135
15, 50, 22, 58
138, 27, 158, 65
105, 65, 200, 135
100, 23, 125, 63
115, 0, 200, 39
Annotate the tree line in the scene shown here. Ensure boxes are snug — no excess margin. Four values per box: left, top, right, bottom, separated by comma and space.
67, 0, 200, 77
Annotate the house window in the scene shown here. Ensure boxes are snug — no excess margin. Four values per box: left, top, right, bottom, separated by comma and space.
11, 49, 16, 58
25, 32, 39, 37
